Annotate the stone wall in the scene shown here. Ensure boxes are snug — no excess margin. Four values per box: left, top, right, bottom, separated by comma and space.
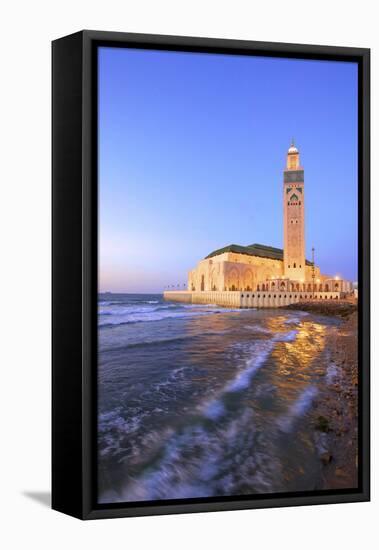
163, 291, 192, 303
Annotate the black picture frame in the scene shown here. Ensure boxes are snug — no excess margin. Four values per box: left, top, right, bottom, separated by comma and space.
52, 30, 370, 520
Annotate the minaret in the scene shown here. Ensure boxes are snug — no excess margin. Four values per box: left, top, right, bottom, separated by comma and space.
283, 140, 305, 281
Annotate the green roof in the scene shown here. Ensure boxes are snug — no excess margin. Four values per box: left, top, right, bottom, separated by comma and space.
205, 242, 313, 266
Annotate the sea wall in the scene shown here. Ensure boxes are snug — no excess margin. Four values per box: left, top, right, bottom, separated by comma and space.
163, 290, 342, 308
163, 291, 192, 303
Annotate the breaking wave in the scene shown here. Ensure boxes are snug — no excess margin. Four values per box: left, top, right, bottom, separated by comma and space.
277, 386, 318, 433
99, 408, 282, 503
99, 302, 244, 327
202, 328, 299, 419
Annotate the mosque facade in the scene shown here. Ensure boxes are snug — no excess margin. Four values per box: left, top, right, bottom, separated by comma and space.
164, 143, 352, 307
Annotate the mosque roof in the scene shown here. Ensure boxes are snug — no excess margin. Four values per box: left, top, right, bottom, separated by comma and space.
205, 242, 313, 266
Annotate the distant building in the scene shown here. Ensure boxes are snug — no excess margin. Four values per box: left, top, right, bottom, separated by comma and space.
187, 142, 348, 295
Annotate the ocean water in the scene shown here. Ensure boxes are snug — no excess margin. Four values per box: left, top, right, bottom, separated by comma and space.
98, 293, 340, 503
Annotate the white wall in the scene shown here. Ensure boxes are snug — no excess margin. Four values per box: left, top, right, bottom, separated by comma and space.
0, 2, 376, 549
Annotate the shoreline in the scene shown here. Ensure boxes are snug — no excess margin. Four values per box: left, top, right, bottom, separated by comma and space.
285, 299, 357, 318
288, 301, 358, 489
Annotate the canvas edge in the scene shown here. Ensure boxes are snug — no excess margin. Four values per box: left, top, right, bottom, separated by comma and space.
52, 30, 370, 520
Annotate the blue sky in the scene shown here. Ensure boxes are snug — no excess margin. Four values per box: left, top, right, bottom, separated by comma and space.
98, 47, 358, 293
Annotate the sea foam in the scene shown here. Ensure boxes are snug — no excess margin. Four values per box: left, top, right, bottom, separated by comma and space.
277, 386, 318, 433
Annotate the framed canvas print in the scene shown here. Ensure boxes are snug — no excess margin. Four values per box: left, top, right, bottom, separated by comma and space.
52, 30, 370, 519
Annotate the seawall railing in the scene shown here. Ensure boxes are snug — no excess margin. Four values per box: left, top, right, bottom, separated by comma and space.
163, 290, 341, 308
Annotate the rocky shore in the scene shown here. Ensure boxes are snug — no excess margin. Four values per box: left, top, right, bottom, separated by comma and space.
287, 301, 358, 489
286, 299, 357, 319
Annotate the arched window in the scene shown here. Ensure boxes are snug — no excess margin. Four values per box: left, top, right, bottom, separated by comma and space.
293, 263, 296, 268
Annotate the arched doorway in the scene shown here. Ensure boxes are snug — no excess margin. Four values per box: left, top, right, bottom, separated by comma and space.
210, 269, 218, 292
227, 268, 239, 291
243, 269, 254, 292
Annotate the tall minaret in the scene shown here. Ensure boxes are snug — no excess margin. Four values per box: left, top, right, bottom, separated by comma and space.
283, 141, 305, 281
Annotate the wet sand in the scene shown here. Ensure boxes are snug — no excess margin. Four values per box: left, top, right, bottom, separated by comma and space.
287, 301, 358, 489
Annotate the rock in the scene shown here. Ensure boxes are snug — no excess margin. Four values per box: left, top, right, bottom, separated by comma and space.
315, 415, 330, 432
320, 452, 333, 465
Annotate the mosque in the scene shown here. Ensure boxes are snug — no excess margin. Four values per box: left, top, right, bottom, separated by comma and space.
164, 142, 352, 308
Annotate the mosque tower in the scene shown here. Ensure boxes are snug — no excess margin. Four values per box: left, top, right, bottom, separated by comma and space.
283, 140, 305, 281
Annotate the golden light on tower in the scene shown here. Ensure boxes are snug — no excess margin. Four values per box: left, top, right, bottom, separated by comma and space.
283, 140, 305, 282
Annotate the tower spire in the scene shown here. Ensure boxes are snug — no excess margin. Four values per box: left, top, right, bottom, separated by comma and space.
287, 140, 300, 169
283, 143, 305, 281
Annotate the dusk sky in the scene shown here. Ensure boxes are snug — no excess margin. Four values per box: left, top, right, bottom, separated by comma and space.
98, 47, 358, 293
